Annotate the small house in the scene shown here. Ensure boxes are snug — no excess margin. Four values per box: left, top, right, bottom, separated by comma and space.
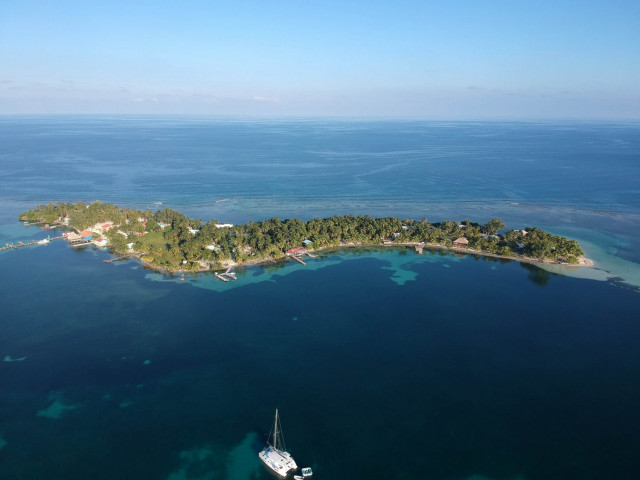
453, 237, 469, 248
286, 247, 306, 255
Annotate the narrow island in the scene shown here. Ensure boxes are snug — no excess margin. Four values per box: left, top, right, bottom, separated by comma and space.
18, 201, 590, 274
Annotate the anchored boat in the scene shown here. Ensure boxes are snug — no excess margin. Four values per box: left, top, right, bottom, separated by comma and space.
258, 409, 298, 477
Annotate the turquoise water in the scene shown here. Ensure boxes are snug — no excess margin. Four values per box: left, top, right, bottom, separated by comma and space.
1, 118, 640, 479
1, 116, 639, 285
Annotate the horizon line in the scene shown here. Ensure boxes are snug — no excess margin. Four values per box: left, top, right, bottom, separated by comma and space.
1, 113, 639, 123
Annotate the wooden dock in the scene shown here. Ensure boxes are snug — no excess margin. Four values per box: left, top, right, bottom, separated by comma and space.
220, 266, 237, 280
291, 255, 306, 265
104, 255, 131, 264
214, 273, 230, 282
1, 236, 63, 251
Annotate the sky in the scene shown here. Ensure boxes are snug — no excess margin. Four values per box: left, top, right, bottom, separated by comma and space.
1, 0, 639, 119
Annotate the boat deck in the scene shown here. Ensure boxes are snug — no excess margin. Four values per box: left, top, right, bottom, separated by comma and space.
259, 446, 297, 477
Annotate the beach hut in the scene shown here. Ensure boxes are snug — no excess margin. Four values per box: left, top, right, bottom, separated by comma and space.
453, 237, 469, 248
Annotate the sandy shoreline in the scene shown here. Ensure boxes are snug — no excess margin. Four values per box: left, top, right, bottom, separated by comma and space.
129, 241, 594, 276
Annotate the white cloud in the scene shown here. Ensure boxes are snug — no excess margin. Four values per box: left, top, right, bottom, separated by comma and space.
252, 95, 280, 103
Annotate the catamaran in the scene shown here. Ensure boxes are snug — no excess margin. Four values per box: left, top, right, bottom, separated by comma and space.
258, 409, 298, 477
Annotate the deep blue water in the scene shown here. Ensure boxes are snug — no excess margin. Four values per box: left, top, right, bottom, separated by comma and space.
1, 117, 640, 480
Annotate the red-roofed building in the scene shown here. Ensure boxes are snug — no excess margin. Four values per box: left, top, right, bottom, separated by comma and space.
80, 230, 93, 239
286, 247, 306, 255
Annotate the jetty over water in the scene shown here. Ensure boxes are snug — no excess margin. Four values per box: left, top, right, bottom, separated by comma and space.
285, 247, 316, 265
104, 255, 134, 264
221, 266, 237, 280
214, 266, 237, 282
1, 236, 63, 251
290, 255, 306, 265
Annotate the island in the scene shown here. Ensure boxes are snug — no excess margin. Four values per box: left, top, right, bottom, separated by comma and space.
19, 201, 589, 273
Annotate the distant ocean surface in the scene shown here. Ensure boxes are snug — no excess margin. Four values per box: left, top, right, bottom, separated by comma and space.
1, 117, 639, 480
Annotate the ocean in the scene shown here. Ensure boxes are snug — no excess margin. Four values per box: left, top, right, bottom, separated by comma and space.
1, 117, 639, 480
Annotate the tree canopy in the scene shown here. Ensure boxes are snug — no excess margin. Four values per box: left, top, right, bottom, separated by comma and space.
20, 202, 584, 269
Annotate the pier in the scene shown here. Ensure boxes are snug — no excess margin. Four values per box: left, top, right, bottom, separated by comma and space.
284, 247, 315, 265
1, 236, 63, 251
220, 266, 237, 280
290, 255, 306, 265
104, 255, 132, 264
214, 272, 230, 282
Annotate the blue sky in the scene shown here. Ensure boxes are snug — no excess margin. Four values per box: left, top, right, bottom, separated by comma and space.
1, 0, 639, 118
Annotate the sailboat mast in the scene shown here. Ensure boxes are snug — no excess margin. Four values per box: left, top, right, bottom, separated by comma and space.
273, 409, 279, 450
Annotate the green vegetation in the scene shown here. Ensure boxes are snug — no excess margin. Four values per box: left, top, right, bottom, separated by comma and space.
20, 202, 585, 270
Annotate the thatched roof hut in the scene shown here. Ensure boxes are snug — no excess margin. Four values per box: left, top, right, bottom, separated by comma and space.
453, 237, 469, 247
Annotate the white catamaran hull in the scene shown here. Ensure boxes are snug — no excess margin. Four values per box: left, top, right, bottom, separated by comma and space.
259, 445, 298, 477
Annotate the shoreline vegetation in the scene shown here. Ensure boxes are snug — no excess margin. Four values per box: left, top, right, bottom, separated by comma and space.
19, 201, 591, 275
